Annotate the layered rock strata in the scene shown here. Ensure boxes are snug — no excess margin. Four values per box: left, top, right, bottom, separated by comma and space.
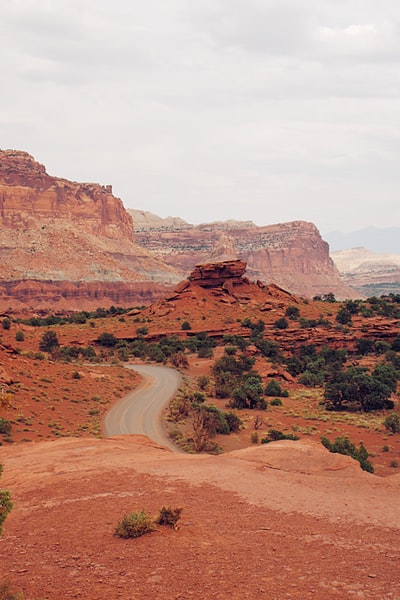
0, 150, 180, 309
134, 218, 357, 299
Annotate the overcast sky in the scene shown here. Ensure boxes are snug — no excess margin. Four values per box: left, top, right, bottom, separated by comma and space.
1, 0, 399, 233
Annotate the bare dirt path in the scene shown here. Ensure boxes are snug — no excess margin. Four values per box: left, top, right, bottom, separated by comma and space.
103, 364, 183, 452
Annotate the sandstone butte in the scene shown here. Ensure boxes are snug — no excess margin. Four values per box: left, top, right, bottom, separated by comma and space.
0, 149, 357, 311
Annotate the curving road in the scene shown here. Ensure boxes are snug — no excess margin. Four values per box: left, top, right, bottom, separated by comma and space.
103, 364, 183, 452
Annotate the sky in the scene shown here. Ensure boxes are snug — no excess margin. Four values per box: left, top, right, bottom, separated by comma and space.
1, 0, 399, 234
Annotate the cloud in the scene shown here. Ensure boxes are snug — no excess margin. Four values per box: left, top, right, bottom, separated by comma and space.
0, 0, 399, 232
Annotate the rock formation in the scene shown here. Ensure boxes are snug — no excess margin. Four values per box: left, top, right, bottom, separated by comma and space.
0, 150, 180, 310
189, 259, 247, 289
134, 217, 357, 299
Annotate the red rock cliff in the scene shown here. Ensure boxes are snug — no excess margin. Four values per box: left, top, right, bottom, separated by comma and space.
0, 150, 180, 310
0, 150, 133, 241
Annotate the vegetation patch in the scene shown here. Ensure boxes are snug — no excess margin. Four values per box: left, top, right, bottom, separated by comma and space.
321, 435, 374, 473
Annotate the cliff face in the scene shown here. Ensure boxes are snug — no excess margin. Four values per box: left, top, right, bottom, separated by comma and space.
0, 150, 133, 241
134, 219, 357, 299
0, 150, 180, 310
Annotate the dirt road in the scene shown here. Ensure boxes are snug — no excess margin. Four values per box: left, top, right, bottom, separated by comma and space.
103, 364, 182, 451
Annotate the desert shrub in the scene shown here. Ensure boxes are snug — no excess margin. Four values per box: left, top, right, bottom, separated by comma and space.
355, 338, 375, 355
383, 413, 400, 434
0, 419, 11, 436
285, 305, 300, 320
197, 346, 213, 359
0, 464, 13, 536
136, 326, 149, 336
223, 334, 248, 351
39, 330, 59, 352
336, 307, 352, 325
391, 336, 400, 352
298, 370, 325, 387
273, 317, 288, 330
15, 330, 24, 342
1, 318, 11, 331
230, 374, 266, 410
224, 411, 243, 432
224, 345, 237, 356
213, 353, 256, 399
181, 321, 191, 330
390, 460, 398, 468
374, 340, 391, 355
261, 429, 299, 443
321, 435, 374, 473
170, 351, 189, 368
96, 332, 117, 347
254, 338, 283, 362
115, 510, 155, 539
156, 506, 183, 529
264, 379, 288, 397
299, 317, 319, 329
270, 397, 283, 406
324, 364, 396, 413
197, 375, 210, 390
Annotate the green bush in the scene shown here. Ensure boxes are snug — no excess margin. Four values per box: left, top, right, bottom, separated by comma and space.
0, 464, 13, 536
270, 397, 283, 406
285, 306, 300, 320
1, 318, 11, 331
115, 510, 155, 539
273, 317, 288, 330
39, 330, 59, 352
0, 419, 11, 436
321, 435, 374, 473
96, 332, 117, 347
181, 321, 191, 330
261, 429, 299, 443
15, 330, 24, 342
136, 326, 149, 336
264, 379, 288, 397
383, 413, 400, 434
156, 506, 183, 529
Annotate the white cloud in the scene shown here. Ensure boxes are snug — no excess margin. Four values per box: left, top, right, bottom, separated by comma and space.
0, 0, 399, 233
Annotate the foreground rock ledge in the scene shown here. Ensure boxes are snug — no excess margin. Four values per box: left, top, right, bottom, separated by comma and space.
1, 437, 399, 599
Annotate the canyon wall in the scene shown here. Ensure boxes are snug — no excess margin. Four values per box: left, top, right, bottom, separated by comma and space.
131, 211, 356, 300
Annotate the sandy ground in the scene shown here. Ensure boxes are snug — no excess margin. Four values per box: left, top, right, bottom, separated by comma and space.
1, 435, 400, 600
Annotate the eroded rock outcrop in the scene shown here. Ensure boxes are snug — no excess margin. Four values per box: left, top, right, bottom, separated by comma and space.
189, 259, 247, 289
